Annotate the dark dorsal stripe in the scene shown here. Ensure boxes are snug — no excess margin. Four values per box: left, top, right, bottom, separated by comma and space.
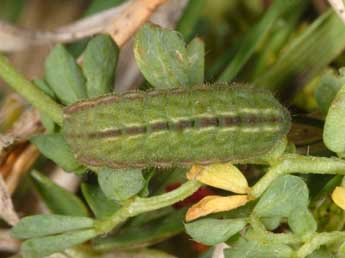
69, 114, 281, 139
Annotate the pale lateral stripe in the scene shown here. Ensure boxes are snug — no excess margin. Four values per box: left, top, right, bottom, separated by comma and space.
96, 109, 280, 131
125, 124, 281, 140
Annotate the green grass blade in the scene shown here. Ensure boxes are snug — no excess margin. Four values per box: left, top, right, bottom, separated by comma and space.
255, 11, 345, 96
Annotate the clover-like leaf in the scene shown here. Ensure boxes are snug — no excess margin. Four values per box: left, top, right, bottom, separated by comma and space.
21, 229, 97, 258
45, 44, 87, 105
261, 216, 281, 231
12, 214, 94, 239
134, 23, 204, 89
82, 34, 119, 97
97, 168, 145, 201
315, 73, 343, 114
185, 218, 246, 245
288, 207, 317, 236
254, 175, 309, 218
225, 237, 293, 258
81, 182, 121, 219
31, 133, 84, 173
324, 85, 345, 155
31, 170, 88, 216
93, 210, 185, 250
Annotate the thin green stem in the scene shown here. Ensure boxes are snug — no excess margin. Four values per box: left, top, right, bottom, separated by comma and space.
297, 231, 345, 258
249, 214, 301, 245
96, 180, 201, 234
0, 53, 63, 125
128, 180, 201, 216
251, 154, 345, 198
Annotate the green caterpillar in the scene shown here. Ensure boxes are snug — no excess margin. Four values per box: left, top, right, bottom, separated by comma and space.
63, 84, 291, 168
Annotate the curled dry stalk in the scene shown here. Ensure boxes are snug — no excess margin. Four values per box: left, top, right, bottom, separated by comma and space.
0, 0, 168, 52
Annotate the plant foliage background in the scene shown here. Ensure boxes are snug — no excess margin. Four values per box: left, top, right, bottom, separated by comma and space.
2, 0, 345, 258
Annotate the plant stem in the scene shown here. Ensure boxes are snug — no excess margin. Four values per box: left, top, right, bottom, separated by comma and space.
297, 231, 345, 258
249, 214, 300, 245
95, 180, 201, 234
128, 180, 201, 215
251, 154, 345, 198
0, 53, 63, 126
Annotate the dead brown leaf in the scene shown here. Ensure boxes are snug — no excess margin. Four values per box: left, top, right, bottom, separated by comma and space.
6, 144, 40, 194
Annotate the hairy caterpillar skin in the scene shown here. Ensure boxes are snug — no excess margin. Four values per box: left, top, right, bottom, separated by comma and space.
63, 84, 291, 168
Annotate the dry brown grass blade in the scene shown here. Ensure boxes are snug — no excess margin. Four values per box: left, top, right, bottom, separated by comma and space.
0, 175, 19, 225
0, 109, 42, 188
0, 109, 42, 156
5, 144, 40, 194
105, 0, 168, 47
0, 0, 168, 51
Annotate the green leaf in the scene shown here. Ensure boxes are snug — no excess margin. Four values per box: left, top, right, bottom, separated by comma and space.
21, 229, 97, 258
38, 113, 56, 133
33, 79, 56, 132
185, 218, 246, 245
134, 23, 205, 89
82, 35, 119, 97
30, 133, 84, 173
97, 168, 144, 201
81, 182, 120, 219
324, 84, 345, 155
315, 73, 343, 114
254, 175, 309, 218
225, 237, 293, 258
93, 210, 184, 251
261, 216, 281, 231
185, 38, 204, 85
33, 79, 56, 99
45, 44, 87, 105
31, 170, 89, 216
288, 207, 317, 236
12, 214, 94, 239
306, 247, 333, 258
